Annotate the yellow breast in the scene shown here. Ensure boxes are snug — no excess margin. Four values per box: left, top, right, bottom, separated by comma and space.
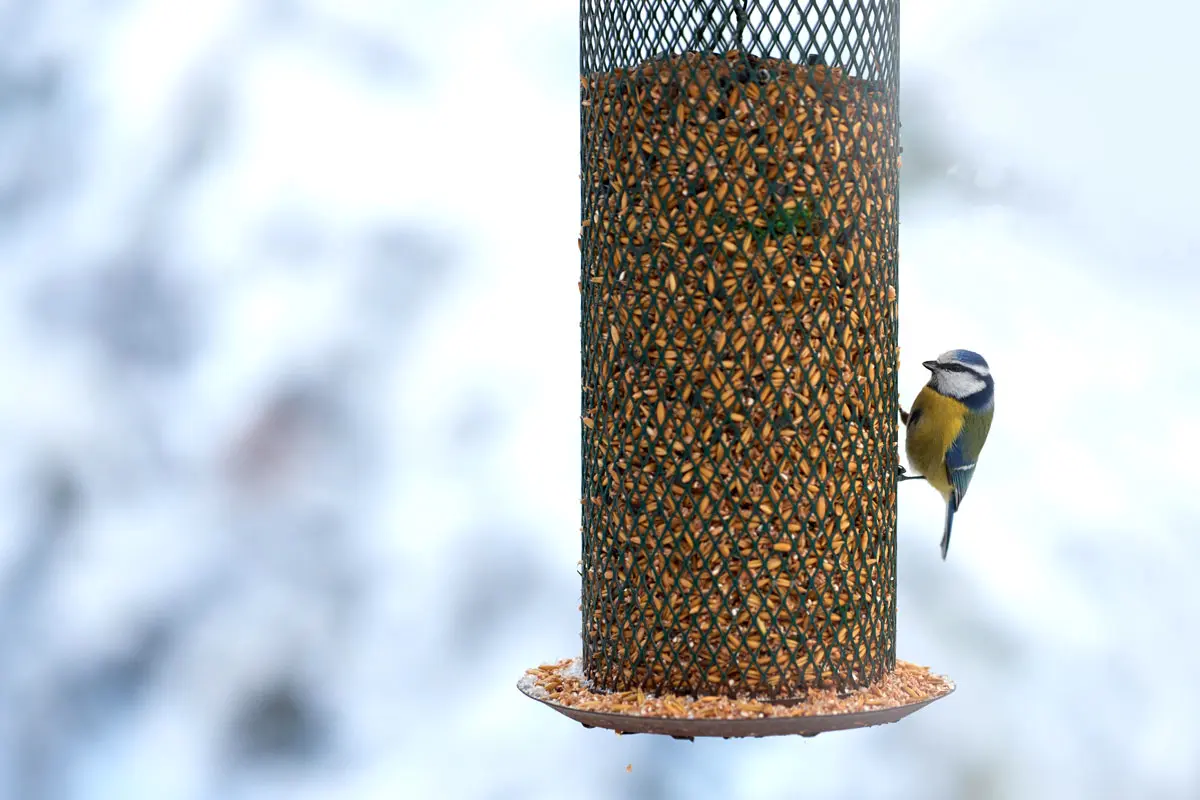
904, 386, 966, 499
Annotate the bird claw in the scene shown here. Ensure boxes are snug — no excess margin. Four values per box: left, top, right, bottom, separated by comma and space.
896, 465, 925, 483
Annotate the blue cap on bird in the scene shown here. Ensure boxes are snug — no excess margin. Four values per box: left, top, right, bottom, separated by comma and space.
923, 349, 990, 374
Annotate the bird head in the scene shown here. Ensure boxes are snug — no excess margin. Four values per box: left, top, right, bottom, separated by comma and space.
923, 349, 994, 408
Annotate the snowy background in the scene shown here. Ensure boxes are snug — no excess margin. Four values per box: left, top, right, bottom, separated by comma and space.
0, 0, 1197, 798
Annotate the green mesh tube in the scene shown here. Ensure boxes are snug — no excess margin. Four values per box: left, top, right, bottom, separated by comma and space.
580, 0, 900, 699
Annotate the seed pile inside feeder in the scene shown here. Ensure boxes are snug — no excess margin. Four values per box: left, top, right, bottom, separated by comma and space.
580, 51, 900, 698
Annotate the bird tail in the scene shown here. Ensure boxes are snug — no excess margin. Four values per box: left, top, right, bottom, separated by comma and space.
940, 499, 955, 560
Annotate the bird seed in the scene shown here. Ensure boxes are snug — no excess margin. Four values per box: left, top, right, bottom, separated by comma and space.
580, 51, 900, 699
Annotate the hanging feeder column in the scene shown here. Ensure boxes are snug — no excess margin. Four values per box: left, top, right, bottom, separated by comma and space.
521, 0, 952, 737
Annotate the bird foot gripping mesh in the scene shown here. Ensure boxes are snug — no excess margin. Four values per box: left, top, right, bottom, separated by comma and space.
520, 0, 954, 736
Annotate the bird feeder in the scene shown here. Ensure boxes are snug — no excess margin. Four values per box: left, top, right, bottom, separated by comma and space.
519, 0, 953, 738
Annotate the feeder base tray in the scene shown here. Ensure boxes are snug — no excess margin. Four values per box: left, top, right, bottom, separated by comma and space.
518, 657, 953, 739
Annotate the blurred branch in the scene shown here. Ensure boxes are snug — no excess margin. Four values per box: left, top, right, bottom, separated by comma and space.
899, 79, 1037, 209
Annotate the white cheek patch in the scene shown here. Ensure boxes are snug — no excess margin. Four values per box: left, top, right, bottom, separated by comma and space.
935, 370, 987, 400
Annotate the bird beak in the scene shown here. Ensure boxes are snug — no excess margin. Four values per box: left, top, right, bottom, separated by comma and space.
921, 360, 937, 371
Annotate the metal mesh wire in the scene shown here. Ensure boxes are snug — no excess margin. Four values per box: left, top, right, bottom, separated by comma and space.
580, 0, 900, 699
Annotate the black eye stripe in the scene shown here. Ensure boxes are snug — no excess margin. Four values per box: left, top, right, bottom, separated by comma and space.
938, 362, 987, 376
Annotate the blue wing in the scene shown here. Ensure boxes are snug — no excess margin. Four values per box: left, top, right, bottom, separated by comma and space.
943, 407, 994, 512
940, 408, 992, 559
944, 440, 975, 513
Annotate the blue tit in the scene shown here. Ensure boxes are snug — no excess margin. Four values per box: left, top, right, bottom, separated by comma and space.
899, 349, 994, 560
